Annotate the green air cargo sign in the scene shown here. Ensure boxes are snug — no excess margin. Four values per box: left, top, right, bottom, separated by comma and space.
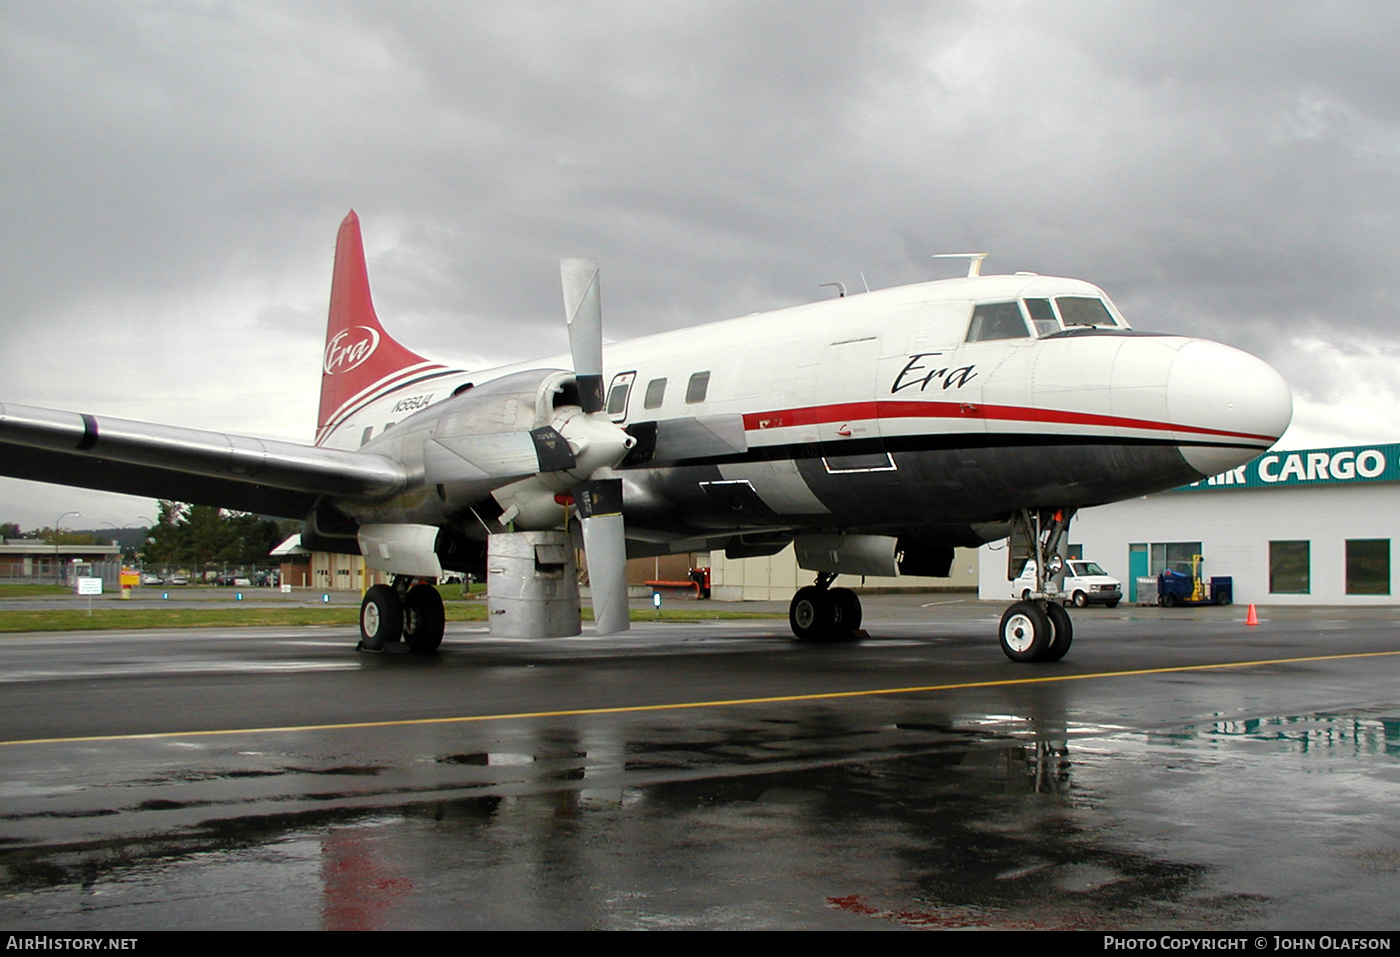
1177, 443, 1400, 492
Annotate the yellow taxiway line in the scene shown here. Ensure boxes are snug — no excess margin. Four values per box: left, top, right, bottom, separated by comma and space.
5, 649, 1400, 748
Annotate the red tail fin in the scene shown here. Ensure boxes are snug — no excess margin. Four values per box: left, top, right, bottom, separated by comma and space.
315, 211, 443, 446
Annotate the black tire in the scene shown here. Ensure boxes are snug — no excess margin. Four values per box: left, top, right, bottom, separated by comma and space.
1042, 602, 1073, 662
830, 587, 863, 638
1072, 591, 1088, 608
403, 583, 445, 653
360, 584, 403, 651
1105, 599, 1120, 609
790, 586, 837, 641
999, 601, 1053, 663
1161, 592, 1178, 608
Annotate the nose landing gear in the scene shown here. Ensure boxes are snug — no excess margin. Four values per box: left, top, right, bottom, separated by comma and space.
999, 508, 1076, 663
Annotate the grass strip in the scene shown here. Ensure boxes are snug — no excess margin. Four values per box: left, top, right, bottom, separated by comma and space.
0, 604, 783, 633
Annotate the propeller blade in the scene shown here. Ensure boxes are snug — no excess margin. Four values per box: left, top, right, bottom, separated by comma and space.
560, 258, 605, 413
574, 478, 629, 635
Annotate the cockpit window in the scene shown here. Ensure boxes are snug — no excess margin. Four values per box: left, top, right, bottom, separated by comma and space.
1024, 298, 1059, 336
1055, 297, 1117, 327
966, 301, 1031, 342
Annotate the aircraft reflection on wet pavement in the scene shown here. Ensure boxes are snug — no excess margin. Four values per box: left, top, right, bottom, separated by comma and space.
4, 686, 1400, 929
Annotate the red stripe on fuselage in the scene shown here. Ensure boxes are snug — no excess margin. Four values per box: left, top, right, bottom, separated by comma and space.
741, 400, 1276, 444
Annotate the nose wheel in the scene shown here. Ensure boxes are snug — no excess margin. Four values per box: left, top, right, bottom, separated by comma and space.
998, 599, 1072, 662
1000, 507, 1077, 662
999, 601, 1050, 661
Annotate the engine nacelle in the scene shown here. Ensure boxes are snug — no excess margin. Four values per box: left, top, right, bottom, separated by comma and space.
355, 523, 489, 578
357, 523, 445, 577
793, 532, 960, 579
420, 369, 578, 495
794, 533, 900, 578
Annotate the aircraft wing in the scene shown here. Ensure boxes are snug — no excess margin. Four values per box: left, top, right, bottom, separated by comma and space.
0, 401, 408, 519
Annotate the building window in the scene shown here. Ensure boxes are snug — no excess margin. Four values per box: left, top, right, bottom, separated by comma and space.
1150, 542, 1203, 576
1346, 539, 1390, 595
1269, 541, 1310, 594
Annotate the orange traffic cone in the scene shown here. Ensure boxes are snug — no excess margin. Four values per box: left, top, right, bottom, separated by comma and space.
1245, 604, 1258, 626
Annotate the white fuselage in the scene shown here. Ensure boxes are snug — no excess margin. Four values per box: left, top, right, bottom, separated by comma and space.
325, 272, 1291, 554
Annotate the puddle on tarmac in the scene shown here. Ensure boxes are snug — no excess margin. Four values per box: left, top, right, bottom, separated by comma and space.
1, 705, 1398, 929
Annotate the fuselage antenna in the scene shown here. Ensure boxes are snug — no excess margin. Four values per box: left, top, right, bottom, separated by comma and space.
819, 282, 847, 298
932, 253, 990, 278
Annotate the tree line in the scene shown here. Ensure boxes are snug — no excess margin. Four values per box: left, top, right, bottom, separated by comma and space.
144, 502, 296, 567
1, 504, 297, 567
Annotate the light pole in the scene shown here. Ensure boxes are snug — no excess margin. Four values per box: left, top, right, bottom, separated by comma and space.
52, 511, 80, 543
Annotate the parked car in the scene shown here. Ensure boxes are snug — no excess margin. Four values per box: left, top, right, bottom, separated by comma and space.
1012, 560, 1123, 608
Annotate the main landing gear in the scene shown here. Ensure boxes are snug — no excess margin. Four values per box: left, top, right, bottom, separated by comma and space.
999, 508, 1077, 663
788, 573, 863, 642
359, 576, 445, 654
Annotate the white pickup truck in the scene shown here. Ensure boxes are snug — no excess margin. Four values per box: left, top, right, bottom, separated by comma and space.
1013, 560, 1123, 608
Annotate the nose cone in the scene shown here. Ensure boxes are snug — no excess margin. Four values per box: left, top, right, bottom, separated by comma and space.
1168, 339, 1292, 477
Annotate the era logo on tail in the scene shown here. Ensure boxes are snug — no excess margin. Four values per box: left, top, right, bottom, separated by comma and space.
324, 326, 381, 375
315, 211, 453, 448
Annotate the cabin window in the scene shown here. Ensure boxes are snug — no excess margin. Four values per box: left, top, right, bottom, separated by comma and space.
686, 371, 711, 404
1055, 297, 1117, 327
1024, 298, 1059, 336
966, 302, 1030, 342
644, 377, 667, 409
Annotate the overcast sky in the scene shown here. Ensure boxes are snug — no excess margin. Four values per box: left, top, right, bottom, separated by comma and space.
3, 0, 1399, 529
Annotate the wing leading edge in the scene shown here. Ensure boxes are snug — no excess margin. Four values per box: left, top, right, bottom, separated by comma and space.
0, 401, 408, 519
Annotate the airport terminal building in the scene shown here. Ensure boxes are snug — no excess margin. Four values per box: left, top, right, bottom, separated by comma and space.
979, 442, 1400, 606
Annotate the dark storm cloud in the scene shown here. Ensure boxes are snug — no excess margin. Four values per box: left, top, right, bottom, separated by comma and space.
2, 0, 1398, 524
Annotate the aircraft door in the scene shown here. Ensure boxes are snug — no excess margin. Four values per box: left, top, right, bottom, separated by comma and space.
816, 337, 891, 472
604, 371, 636, 423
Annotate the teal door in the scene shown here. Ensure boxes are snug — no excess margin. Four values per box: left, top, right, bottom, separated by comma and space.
1128, 544, 1148, 602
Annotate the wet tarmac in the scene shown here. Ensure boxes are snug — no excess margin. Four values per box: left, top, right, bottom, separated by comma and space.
2, 598, 1400, 930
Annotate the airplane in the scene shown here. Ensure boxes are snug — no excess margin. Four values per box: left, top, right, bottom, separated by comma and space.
0, 212, 1292, 662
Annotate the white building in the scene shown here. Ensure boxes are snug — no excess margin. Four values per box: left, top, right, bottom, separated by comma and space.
978, 443, 1399, 606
